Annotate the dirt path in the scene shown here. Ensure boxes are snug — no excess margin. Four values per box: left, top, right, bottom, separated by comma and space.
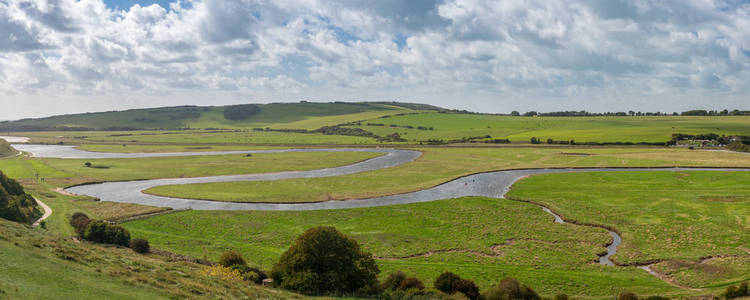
639, 265, 703, 291
32, 197, 52, 227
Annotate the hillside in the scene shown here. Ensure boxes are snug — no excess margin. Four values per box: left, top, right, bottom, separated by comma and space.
0, 102, 438, 131
0, 140, 17, 157
0, 217, 313, 299
0, 171, 40, 224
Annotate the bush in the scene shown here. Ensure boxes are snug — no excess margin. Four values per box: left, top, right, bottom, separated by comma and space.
383, 271, 408, 291
218, 250, 247, 268
618, 292, 638, 300
555, 294, 569, 300
482, 277, 539, 300
434, 272, 479, 300
69, 212, 91, 237
398, 277, 425, 291
130, 238, 150, 253
271, 226, 379, 295
84, 162, 92, 167
644, 296, 669, 300
228, 264, 268, 284
82, 220, 130, 246
724, 281, 749, 299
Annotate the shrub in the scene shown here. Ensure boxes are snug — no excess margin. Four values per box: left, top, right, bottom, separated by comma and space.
84, 162, 92, 167
723, 281, 749, 299
482, 277, 539, 300
82, 220, 130, 246
228, 264, 268, 284
130, 238, 150, 254
69, 212, 91, 237
435, 272, 462, 293
271, 226, 379, 295
555, 294, 569, 300
434, 272, 479, 300
644, 296, 669, 300
201, 265, 243, 282
398, 277, 424, 291
218, 250, 247, 268
618, 292, 638, 300
383, 271, 408, 291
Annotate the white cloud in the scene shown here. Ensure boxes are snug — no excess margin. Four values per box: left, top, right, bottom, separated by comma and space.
1, 0, 750, 120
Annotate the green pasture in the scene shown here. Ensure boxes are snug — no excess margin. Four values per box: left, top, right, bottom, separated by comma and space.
345, 113, 750, 143
145, 147, 750, 203
507, 171, 750, 287
123, 197, 688, 297
37, 151, 381, 182
20, 130, 384, 145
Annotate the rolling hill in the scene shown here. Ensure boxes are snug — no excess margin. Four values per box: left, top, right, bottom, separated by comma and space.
0, 102, 441, 132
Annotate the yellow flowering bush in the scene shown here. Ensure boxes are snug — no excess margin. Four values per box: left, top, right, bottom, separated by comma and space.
201, 265, 243, 282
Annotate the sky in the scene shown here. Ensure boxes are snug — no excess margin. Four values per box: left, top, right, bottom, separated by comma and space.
1, 0, 750, 120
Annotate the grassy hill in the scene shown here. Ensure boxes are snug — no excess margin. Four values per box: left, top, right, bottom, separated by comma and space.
0, 218, 313, 299
0, 170, 40, 224
0, 140, 17, 157
0, 102, 434, 131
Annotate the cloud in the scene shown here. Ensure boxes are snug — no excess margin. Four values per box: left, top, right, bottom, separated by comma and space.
1, 0, 750, 120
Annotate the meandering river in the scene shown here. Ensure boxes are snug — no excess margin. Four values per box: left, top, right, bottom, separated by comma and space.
14, 144, 750, 266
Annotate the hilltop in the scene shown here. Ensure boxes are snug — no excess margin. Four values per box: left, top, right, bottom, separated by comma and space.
0, 101, 442, 132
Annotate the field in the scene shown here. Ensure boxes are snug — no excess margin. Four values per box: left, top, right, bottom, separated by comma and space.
344, 113, 750, 143
3, 103, 750, 299
145, 147, 750, 203
507, 171, 750, 287
37, 151, 381, 182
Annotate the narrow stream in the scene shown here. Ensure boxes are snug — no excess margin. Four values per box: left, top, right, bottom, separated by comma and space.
539, 205, 621, 266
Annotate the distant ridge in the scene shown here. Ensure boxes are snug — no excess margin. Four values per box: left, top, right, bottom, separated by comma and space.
0, 101, 443, 132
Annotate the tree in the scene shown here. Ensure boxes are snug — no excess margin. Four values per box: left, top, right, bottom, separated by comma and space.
271, 226, 379, 295
510, 111, 520, 116
530, 137, 540, 144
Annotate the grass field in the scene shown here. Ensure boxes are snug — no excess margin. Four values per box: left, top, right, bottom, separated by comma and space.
20, 130, 384, 145
145, 147, 750, 203
507, 171, 750, 287
37, 151, 381, 182
122, 197, 686, 297
0, 218, 311, 299
125, 170, 750, 297
344, 113, 750, 143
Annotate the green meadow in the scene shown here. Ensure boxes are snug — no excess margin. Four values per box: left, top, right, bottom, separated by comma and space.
344, 113, 750, 143
507, 171, 750, 287
37, 151, 381, 182
120, 197, 680, 297
145, 147, 750, 203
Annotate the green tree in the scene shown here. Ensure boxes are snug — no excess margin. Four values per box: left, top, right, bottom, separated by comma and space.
271, 226, 379, 295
